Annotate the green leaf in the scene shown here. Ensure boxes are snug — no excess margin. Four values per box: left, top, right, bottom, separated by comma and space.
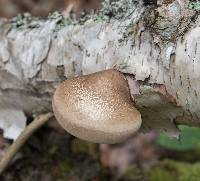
157, 125, 200, 151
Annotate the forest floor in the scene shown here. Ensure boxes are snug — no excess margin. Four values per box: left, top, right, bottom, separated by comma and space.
1, 122, 200, 181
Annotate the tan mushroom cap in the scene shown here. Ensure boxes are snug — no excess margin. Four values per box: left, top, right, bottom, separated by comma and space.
52, 69, 142, 144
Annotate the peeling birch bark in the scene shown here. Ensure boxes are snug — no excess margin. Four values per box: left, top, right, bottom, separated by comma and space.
0, 0, 199, 137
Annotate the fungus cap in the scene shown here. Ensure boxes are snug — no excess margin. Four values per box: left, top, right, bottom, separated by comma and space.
52, 69, 141, 144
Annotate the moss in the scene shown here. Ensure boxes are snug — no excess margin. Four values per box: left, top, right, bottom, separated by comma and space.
120, 165, 145, 181
71, 139, 99, 160
148, 159, 200, 181
59, 160, 71, 173
178, 149, 200, 162
148, 166, 174, 181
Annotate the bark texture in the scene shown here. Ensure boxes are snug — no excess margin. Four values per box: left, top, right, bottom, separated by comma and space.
0, 0, 200, 137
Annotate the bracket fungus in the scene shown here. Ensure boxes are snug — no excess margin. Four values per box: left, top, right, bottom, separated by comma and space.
52, 69, 142, 143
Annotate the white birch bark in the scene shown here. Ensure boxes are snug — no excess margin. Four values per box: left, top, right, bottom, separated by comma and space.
0, 0, 199, 138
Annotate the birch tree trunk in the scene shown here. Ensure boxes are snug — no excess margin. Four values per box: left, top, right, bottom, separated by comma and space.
0, 0, 200, 138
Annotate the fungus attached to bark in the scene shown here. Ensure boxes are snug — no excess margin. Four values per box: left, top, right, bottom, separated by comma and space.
52, 69, 142, 144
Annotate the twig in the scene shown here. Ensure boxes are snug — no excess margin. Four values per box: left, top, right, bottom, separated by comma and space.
0, 112, 53, 174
